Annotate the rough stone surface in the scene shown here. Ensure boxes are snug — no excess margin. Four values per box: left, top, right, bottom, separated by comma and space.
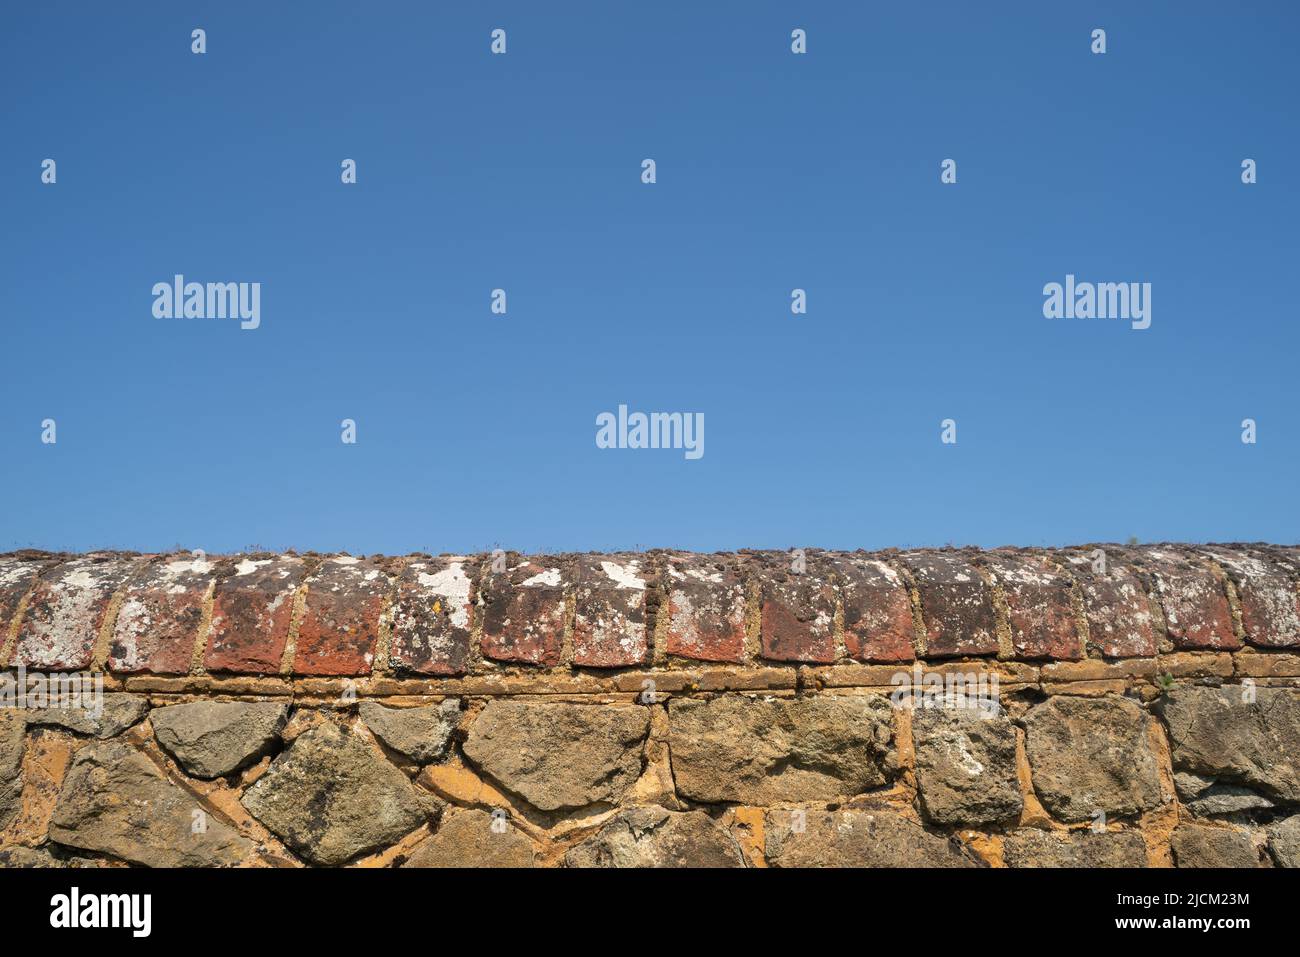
0, 710, 24, 831
902, 551, 999, 657
1171, 824, 1264, 868
1267, 814, 1300, 867
1002, 828, 1149, 867
24, 694, 148, 739
462, 701, 648, 811
108, 556, 212, 673
669, 694, 896, 804
1158, 686, 1300, 803
664, 554, 747, 663
388, 557, 474, 675
985, 551, 1082, 659
1201, 547, 1300, 648
1023, 695, 1161, 822
766, 807, 983, 867
294, 556, 390, 675
565, 807, 745, 867
0, 557, 44, 641
403, 808, 537, 867
242, 722, 439, 865
151, 701, 288, 779
480, 560, 566, 666
13, 555, 139, 670
1062, 550, 1158, 657
757, 554, 837, 663
359, 699, 458, 764
49, 740, 253, 866
572, 556, 649, 667
1174, 771, 1274, 816
834, 555, 915, 662
205, 555, 305, 673
1136, 548, 1238, 649
912, 706, 1023, 826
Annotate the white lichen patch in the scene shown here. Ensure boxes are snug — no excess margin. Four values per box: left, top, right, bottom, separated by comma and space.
600, 560, 645, 590
235, 559, 271, 577
415, 561, 472, 629
520, 568, 561, 588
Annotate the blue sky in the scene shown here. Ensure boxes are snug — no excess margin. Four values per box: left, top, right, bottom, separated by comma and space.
2, 1, 1297, 555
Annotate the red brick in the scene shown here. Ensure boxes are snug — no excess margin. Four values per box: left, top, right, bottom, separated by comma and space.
108, 555, 213, 673
1134, 547, 1238, 650
293, 556, 391, 675
481, 560, 566, 666
388, 556, 476, 675
833, 555, 914, 662
754, 552, 835, 663
1061, 549, 1157, 657
13, 555, 140, 670
572, 557, 648, 667
984, 551, 1082, 660
664, 554, 746, 663
0, 555, 46, 646
901, 551, 998, 658
205, 555, 305, 673
1200, 547, 1299, 648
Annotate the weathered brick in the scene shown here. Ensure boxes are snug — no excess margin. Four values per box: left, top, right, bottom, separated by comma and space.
755, 552, 836, 663
293, 556, 390, 675
14, 555, 139, 670
664, 554, 746, 663
902, 551, 998, 657
0, 556, 46, 644
834, 555, 915, 662
984, 551, 1082, 660
108, 555, 213, 674
1135, 547, 1237, 650
480, 560, 566, 666
1061, 548, 1157, 657
388, 557, 475, 675
1200, 547, 1299, 648
572, 556, 648, 667
205, 556, 305, 674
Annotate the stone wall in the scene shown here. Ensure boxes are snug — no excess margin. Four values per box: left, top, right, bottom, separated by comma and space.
1, 544, 1298, 867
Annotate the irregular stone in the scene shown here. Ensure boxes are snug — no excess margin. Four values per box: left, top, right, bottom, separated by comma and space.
388, 557, 475, 675
901, 551, 999, 657
1062, 550, 1157, 657
462, 701, 648, 811
669, 694, 896, 804
1267, 815, 1300, 867
1200, 547, 1300, 648
1157, 686, 1300, 803
151, 701, 288, 779
664, 554, 747, 663
109, 556, 212, 673
0, 556, 45, 639
1002, 828, 1149, 867
765, 807, 983, 867
359, 700, 458, 764
13, 556, 139, 670
25, 694, 148, 738
1171, 824, 1264, 868
572, 556, 649, 667
403, 809, 536, 868
1136, 548, 1237, 649
480, 560, 566, 666
293, 556, 390, 675
242, 722, 439, 865
205, 555, 305, 673
1174, 771, 1274, 817
0, 846, 64, 867
756, 553, 836, 663
985, 551, 1082, 659
912, 706, 1022, 826
49, 740, 253, 866
834, 555, 915, 662
566, 807, 745, 868
0, 709, 24, 830
1022, 695, 1161, 823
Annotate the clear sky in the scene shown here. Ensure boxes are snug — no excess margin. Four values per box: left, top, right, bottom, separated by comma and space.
2, 2, 1297, 555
